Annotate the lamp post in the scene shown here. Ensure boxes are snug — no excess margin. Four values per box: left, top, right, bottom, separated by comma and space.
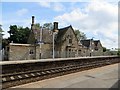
53, 30, 58, 59
90, 37, 94, 57
39, 26, 43, 59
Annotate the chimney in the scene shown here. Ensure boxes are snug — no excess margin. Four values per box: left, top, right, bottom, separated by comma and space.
32, 16, 35, 26
53, 22, 58, 31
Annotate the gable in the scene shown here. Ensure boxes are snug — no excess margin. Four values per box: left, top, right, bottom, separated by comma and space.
56, 25, 78, 43
80, 40, 90, 48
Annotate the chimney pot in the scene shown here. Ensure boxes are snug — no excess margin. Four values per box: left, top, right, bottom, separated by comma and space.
32, 16, 35, 25
53, 22, 58, 31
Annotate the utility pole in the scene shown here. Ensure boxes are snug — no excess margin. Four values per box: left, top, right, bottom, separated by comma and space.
53, 32, 55, 59
90, 37, 94, 56
53, 31, 58, 59
39, 26, 42, 59
53, 22, 58, 59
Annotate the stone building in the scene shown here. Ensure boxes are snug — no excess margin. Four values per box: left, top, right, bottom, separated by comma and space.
55, 25, 79, 58
80, 39, 103, 56
5, 16, 104, 60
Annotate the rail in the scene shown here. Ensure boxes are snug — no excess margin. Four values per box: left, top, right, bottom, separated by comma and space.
1, 56, 120, 89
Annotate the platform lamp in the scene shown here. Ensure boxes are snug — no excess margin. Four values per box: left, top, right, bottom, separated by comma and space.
53, 22, 59, 59
90, 37, 94, 56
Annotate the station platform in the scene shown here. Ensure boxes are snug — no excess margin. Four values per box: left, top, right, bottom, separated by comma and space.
0, 55, 117, 65
10, 63, 119, 88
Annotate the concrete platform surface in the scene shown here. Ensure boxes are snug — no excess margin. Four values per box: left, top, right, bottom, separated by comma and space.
11, 63, 119, 88
1, 56, 117, 65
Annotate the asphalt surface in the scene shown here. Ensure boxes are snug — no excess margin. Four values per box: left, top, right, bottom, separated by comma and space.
11, 63, 119, 88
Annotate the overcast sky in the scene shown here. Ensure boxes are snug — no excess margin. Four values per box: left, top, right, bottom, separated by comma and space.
1, 0, 119, 49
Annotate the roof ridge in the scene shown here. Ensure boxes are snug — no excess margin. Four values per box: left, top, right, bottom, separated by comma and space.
58, 25, 71, 30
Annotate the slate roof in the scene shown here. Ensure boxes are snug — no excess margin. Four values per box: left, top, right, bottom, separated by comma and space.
42, 29, 53, 44
56, 25, 71, 43
29, 27, 53, 44
80, 39, 91, 48
31, 25, 76, 44
94, 40, 100, 46
80, 39, 101, 48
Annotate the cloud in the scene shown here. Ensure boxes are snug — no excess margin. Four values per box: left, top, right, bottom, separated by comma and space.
53, 3, 65, 11
38, 2, 51, 8
38, 2, 65, 12
54, 1, 118, 49
16, 8, 28, 16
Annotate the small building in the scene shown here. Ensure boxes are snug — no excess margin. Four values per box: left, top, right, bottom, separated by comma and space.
7, 43, 52, 60
80, 39, 103, 56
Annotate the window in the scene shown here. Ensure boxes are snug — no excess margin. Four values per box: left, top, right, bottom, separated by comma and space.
95, 48, 98, 51
7, 47, 9, 51
94, 47, 98, 51
69, 38, 72, 44
29, 49, 34, 54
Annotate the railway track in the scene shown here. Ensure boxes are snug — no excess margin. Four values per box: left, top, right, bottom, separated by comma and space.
1, 56, 120, 89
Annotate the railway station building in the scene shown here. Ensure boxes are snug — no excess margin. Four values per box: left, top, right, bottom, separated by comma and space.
4, 16, 103, 61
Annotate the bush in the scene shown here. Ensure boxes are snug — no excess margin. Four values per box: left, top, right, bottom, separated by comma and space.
117, 50, 120, 56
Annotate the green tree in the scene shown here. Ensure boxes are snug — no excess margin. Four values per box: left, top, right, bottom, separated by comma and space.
34, 23, 41, 29
0, 24, 3, 32
117, 49, 120, 56
8, 25, 31, 44
43, 23, 53, 30
0, 24, 2, 50
103, 47, 107, 52
2, 39, 9, 49
74, 30, 87, 40
0, 24, 4, 35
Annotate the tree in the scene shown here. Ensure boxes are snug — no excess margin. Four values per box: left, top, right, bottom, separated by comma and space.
0, 24, 3, 32
74, 30, 87, 40
0, 24, 4, 35
0, 25, 2, 50
103, 47, 107, 52
8, 25, 31, 44
43, 23, 53, 30
117, 49, 120, 56
2, 39, 9, 49
34, 23, 40, 29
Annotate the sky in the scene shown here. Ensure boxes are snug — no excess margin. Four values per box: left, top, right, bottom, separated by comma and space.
0, 0, 119, 49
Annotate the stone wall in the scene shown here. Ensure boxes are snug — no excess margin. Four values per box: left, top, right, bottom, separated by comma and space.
8, 43, 52, 60
36, 44, 52, 59
8, 43, 36, 61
